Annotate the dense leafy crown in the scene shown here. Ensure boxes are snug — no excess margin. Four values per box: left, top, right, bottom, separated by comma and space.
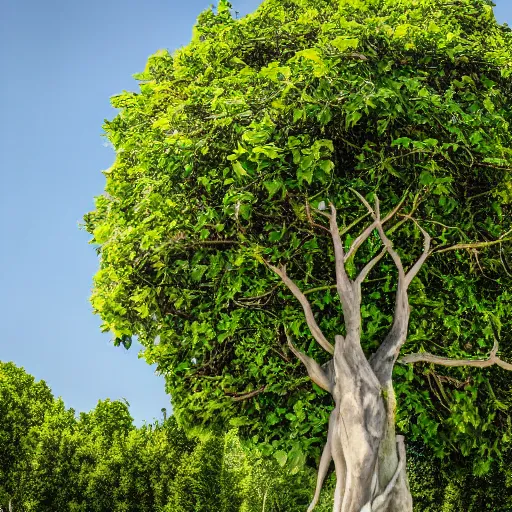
85, 0, 512, 472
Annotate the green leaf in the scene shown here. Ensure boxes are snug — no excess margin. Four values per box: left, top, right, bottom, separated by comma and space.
391, 137, 412, 148
483, 97, 495, 112
274, 450, 288, 467
420, 171, 434, 185
232, 161, 248, 178
296, 48, 323, 64
269, 231, 282, 242
394, 24, 409, 38
260, 62, 291, 81
423, 138, 439, 147
264, 180, 282, 198
252, 145, 280, 159
297, 167, 313, 185
191, 265, 208, 282
331, 36, 359, 52
318, 107, 332, 125
346, 111, 362, 128
293, 109, 305, 123
318, 160, 335, 173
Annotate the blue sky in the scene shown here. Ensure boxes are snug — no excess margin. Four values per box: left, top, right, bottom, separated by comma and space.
0, 0, 510, 425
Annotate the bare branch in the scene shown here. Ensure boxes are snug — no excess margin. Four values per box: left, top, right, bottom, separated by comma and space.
432, 233, 512, 255
266, 262, 335, 355
361, 195, 406, 282
286, 332, 333, 393
386, 191, 422, 236
328, 202, 353, 306
399, 341, 512, 371
339, 212, 371, 238
403, 216, 431, 287
344, 189, 408, 262
307, 410, 336, 512
228, 386, 267, 401
350, 188, 375, 216
354, 248, 387, 286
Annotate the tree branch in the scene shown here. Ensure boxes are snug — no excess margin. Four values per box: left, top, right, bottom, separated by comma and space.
328, 202, 353, 306
344, 188, 409, 262
371, 196, 407, 282
307, 410, 336, 512
306, 201, 331, 234
362, 198, 432, 384
399, 341, 512, 371
266, 262, 335, 355
432, 231, 512, 255
403, 216, 431, 287
354, 248, 387, 287
228, 386, 267, 401
286, 332, 333, 393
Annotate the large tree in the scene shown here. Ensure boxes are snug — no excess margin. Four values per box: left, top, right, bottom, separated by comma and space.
84, 0, 512, 509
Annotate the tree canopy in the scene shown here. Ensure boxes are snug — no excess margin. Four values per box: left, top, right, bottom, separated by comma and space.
84, 0, 512, 474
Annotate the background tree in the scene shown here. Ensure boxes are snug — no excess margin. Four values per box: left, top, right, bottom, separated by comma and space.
0, 362, 54, 510
25, 399, 81, 511
3, 362, 512, 510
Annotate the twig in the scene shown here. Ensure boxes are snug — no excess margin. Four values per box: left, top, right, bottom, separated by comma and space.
306, 201, 331, 234
433, 227, 512, 255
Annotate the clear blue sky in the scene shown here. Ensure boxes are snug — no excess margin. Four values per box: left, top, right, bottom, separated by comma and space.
0, 1, 510, 425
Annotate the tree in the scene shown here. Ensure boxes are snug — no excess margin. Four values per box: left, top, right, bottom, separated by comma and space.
84, 0, 512, 509
0, 362, 54, 510
25, 399, 82, 512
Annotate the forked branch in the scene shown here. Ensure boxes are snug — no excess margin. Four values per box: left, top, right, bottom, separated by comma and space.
354, 193, 431, 382
344, 188, 410, 262
359, 193, 406, 282
354, 248, 387, 286
400, 341, 512, 371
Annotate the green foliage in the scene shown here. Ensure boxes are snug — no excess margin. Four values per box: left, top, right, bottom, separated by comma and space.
170, 436, 224, 512
0, 362, 54, 509
3, 362, 512, 510
84, 0, 512, 472
225, 430, 330, 512
407, 441, 512, 511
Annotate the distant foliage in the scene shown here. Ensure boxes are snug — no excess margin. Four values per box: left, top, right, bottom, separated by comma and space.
0, 362, 54, 508
1, 361, 512, 510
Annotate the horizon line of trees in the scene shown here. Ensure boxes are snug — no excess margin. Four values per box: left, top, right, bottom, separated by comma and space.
1, 361, 511, 511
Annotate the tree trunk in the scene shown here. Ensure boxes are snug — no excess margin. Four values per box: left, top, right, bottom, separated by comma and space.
328, 337, 413, 512
268, 193, 429, 512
